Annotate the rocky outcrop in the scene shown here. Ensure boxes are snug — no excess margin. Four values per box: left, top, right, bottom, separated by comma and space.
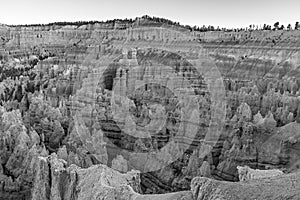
24, 97, 67, 151
30, 154, 300, 200
0, 108, 48, 200
1, 17, 300, 197
191, 172, 300, 200
259, 122, 300, 171
67, 111, 108, 168
112, 155, 128, 173
32, 153, 141, 200
237, 165, 283, 181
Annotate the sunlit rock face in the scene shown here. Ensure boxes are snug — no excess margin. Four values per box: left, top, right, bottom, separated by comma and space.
0, 108, 48, 200
31, 154, 142, 200
1, 18, 300, 199
30, 153, 300, 200
202, 30, 300, 80
191, 172, 300, 200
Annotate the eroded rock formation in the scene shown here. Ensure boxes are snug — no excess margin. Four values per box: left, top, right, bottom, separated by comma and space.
191, 173, 300, 200
1, 17, 300, 199
31, 154, 142, 200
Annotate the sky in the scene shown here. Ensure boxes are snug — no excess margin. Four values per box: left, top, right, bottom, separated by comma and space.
0, 0, 299, 28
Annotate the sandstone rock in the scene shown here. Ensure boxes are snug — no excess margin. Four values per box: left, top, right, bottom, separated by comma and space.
257, 111, 277, 133
0, 107, 50, 200
57, 145, 68, 161
1, 19, 300, 198
259, 122, 300, 171
253, 111, 263, 124
68, 112, 108, 167
112, 154, 128, 173
31, 154, 142, 200
184, 150, 202, 177
1, 109, 23, 130
29, 128, 40, 146
191, 172, 300, 200
236, 102, 252, 121
237, 165, 283, 181
31, 157, 50, 200
198, 161, 211, 178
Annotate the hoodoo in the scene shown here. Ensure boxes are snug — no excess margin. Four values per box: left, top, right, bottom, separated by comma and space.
1, 15, 300, 199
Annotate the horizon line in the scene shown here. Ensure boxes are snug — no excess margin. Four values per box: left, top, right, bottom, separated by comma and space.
1, 15, 299, 30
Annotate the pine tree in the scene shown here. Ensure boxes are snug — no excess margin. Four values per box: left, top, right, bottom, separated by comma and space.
274, 22, 280, 30
295, 22, 299, 30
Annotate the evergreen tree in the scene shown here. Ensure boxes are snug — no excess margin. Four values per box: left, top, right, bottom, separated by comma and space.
274, 22, 280, 30
295, 22, 299, 30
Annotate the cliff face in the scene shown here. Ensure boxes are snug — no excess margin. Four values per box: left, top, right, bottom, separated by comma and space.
190, 172, 300, 200
205, 38, 300, 80
30, 153, 300, 200
0, 20, 300, 198
31, 154, 142, 200
2, 24, 300, 82
31, 153, 300, 200
0, 108, 48, 200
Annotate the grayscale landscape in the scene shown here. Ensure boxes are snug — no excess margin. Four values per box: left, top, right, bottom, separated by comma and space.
0, 0, 300, 199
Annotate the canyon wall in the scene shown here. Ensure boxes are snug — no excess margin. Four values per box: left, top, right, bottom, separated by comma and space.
0, 20, 300, 199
